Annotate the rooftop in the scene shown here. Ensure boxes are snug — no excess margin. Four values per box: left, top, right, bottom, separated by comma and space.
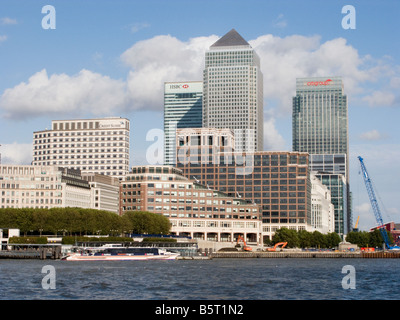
210, 29, 250, 48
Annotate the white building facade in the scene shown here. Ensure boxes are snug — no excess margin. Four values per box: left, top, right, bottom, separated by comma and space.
82, 172, 120, 214
310, 173, 335, 234
0, 165, 91, 209
33, 117, 130, 180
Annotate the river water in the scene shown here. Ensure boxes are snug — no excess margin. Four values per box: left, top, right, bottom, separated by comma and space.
0, 258, 399, 300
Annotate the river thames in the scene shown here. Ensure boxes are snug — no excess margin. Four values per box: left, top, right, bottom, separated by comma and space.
0, 258, 399, 300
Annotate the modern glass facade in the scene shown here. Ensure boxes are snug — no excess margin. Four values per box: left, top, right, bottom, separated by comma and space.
292, 77, 348, 156
292, 77, 351, 236
314, 173, 347, 236
164, 82, 203, 166
203, 29, 263, 153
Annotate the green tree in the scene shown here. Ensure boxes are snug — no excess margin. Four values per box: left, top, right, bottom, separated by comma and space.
298, 229, 312, 248
311, 231, 325, 248
32, 208, 49, 236
272, 228, 299, 248
122, 211, 170, 235
326, 232, 342, 248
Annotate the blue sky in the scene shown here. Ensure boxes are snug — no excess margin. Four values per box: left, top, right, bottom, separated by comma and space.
0, 0, 399, 231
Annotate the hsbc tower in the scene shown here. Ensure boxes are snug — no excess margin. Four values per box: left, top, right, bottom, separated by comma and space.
164, 81, 203, 165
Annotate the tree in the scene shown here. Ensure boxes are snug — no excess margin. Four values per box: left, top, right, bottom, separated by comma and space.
326, 232, 342, 248
32, 208, 48, 236
298, 229, 312, 248
272, 228, 299, 248
122, 211, 170, 235
311, 231, 326, 248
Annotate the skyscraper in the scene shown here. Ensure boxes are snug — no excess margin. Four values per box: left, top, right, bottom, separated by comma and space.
33, 117, 130, 180
202, 29, 264, 153
292, 77, 351, 236
164, 81, 203, 166
292, 77, 348, 156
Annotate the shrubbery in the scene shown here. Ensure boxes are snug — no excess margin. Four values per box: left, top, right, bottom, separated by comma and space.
9, 236, 48, 244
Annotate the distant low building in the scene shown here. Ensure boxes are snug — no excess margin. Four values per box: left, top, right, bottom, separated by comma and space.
370, 222, 400, 246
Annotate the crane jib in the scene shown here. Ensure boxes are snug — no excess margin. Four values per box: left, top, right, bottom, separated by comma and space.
357, 155, 399, 250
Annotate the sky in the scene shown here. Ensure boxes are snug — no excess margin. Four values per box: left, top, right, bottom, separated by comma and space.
0, 0, 399, 232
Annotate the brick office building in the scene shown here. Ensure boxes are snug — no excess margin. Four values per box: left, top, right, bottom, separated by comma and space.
120, 165, 262, 245
175, 128, 312, 242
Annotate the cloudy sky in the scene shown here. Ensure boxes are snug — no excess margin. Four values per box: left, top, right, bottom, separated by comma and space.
0, 0, 399, 231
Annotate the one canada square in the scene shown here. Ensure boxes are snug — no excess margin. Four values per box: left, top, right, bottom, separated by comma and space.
202, 29, 263, 153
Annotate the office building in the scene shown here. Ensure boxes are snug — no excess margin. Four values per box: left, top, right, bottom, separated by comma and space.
164, 81, 203, 166
32, 117, 130, 180
176, 128, 311, 242
120, 165, 261, 244
0, 165, 91, 209
202, 29, 264, 152
292, 77, 351, 236
81, 173, 120, 214
292, 77, 348, 156
310, 173, 335, 234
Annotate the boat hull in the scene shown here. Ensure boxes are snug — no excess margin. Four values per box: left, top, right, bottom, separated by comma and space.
64, 253, 179, 261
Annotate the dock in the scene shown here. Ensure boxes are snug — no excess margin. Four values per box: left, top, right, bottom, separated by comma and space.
210, 251, 400, 259
0, 244, 62, 260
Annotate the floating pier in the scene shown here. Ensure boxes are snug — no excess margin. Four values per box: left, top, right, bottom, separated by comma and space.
0, 244, 62, 260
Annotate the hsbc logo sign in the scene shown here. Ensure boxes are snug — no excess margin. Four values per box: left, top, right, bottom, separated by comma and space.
169, 84, 190, 89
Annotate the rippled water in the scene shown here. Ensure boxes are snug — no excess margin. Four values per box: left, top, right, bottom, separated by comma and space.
0, 258, 399, 300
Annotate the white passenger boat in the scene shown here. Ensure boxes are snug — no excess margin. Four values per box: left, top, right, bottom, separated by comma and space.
62, 244, 179, 261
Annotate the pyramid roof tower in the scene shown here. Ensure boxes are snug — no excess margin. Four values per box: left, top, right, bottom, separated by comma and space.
211, 29, 250, 48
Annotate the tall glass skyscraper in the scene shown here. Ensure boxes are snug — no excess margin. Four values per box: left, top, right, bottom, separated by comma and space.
164, 81, 203, 165
292, 77, 351, 236
203, 29, 264, 153
292, 77, 348, 155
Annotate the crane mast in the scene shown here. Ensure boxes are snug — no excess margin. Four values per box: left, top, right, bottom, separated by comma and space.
358, 156, 393, 249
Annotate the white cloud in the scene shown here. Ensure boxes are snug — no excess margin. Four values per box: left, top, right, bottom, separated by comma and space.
130, 22, 150, 33
273, 14, 287, 29
0, 69, 127, 119
1, 143, 32, 165
263, 117, 286, 151
1, 32, 398, 120
122, 34, 218, 110
362, 90, 397, 107
0, 35, 7, 42
359, 129, 387, 141
250, 35, 377, 115
1, 17, 17, 25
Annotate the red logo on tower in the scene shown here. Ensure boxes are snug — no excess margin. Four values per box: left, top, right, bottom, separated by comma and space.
182, 84, 189, 88
306, 79, 332, 86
